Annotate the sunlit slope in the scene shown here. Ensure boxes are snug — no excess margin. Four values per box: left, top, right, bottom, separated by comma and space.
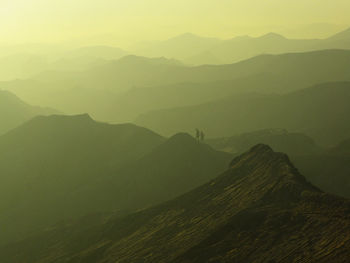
2, 145, 350, 263
136, 82, 350, 146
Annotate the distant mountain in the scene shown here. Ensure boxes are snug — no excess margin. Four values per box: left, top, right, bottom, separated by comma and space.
2, 145, 350, 263
2, 49, 350, 123
0, 116, 231, 245
207, 129, 320, 156
136, 81, 350, 146
0, 89, 57, 134
140, 28, 350, 65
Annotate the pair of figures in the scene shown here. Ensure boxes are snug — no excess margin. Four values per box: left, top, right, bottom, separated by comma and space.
195, 129, 205, 142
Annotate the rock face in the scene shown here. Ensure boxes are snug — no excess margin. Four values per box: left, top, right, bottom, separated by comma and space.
1, 145, 350, 263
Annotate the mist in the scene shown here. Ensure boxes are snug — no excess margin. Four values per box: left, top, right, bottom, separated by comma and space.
1, 1, 350, 262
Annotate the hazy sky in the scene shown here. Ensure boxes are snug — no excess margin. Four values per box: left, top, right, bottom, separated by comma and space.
0, 0, 349, 47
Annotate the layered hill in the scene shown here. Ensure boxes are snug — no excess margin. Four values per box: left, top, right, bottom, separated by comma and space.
4, 49, 350, 123
2, 145, 350, 262
136, 81, 350, 146
0, 116, 231, 245
0, 89, 56, 134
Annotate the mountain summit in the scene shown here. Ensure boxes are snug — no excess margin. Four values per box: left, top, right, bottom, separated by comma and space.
2, 145, 350, 263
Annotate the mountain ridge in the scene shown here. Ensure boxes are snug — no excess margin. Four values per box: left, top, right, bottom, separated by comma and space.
2, 145, 350, 263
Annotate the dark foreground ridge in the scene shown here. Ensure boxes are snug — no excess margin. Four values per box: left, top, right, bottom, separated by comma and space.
1, 144, 350, 263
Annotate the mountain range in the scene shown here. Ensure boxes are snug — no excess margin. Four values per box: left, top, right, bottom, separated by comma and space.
132, 27, 350, 65
1, 145, 350, 262
2, 49, 350, 124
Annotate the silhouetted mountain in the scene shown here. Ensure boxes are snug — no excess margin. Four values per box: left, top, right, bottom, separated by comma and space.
207, 129, 320, 156
136, 82, 350, 146
2, 145, 350, 263
0, 117, 231, 246
0, 89, 57, 134
0, 114, 164, 244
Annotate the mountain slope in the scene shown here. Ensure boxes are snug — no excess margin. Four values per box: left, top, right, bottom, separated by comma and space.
136, 81, 350, 145
0, 117, 231, 246
0, 89, 57, 134
2, 145, 350, 263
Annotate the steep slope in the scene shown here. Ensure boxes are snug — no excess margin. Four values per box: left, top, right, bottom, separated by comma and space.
207, 129, 320, 156
0, 118, 231, 246
2, 145, 350, 263
0, 89, 57, 134
136, 81, 350, 146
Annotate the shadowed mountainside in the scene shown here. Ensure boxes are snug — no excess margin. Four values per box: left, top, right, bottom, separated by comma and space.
0, 116, 231, 246
1, 145, 350, 262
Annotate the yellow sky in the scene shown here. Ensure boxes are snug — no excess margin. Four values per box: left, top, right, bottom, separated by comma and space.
0, 0, 349, 47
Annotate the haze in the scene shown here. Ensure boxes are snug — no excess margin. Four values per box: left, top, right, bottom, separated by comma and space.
1, 0, 350, 46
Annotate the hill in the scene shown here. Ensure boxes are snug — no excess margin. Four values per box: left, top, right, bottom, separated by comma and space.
0, 116, 231, 245
1, 145, 350, 262
136, 81, 350, 146
0, 89, 57, 134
